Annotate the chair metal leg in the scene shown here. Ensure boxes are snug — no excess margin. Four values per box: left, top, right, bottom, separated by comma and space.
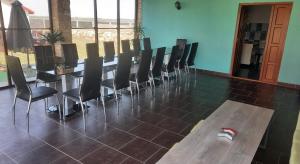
79, 98, 86, 131
55, 95, 62, 120
46, 98, 49, 109
63, 96, 66, 120
136, 80, 140, 97
101, 96, 107, 122
12, 93, 17, 125
113, 84, 118, 102
26, 97, 32, 133
44, 99, 47, 112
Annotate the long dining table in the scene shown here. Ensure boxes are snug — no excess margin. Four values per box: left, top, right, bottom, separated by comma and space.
39, 47, 172, 117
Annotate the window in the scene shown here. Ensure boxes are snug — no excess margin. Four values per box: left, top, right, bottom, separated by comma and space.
0, 31, 8, 87
70, 0, 95, 59
120, 0, 135, 53
1, 0, 51, 83
97, 0, 117, 28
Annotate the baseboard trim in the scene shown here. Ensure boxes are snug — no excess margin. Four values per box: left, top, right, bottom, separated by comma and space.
196, 69, 230, 78
196, 68, 300, 90
277, 82, 300, 90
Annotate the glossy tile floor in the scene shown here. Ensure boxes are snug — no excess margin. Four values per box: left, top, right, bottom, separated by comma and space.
0, 72, 299, 164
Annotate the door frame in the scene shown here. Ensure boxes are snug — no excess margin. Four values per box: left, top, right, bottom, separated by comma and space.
230, 2, 293, 83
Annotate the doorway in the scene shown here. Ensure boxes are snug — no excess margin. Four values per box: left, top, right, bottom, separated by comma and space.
231, 3, 292, 84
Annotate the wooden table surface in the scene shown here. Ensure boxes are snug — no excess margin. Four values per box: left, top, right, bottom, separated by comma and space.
157, 100, 274, 164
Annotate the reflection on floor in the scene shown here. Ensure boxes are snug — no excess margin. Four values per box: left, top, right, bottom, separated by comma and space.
0, 71, 299, 164
236, 64, 260, 80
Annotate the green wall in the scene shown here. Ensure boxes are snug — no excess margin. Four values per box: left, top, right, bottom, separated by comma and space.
142, 0, 300, 85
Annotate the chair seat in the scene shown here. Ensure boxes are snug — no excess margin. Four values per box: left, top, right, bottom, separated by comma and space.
102, 79, 114, 89
17, 86, 58, 102
70, 71, 84, 78
37, 72, 61, 83
63, 88, 80, 101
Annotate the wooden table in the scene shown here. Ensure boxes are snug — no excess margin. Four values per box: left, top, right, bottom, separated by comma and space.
157, 100, 274, 164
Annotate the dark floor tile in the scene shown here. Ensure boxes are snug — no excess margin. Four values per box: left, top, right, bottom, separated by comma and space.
42, 127, 82, 147
134, 112, 167, 125
97, 129, 135, 149
121, 157, 142, 164
180, 124, 194, 136
157, 118, 190, 133
27, 120, 63, 139
59, 137, 103, 159
159, 108, 188, 119
152, 131, 183, 148
50, 156, 80, 164
129, 123, 164, 140
1, 132, 45, 159
16, 145, 65, 164
145, 148, 168, 164
76, 121, 115, 138
120, 138, 160, 162
0, 153, 15, 164
109, 117, 142, 131
181, 111, 208, 124
81, 146, 127, 164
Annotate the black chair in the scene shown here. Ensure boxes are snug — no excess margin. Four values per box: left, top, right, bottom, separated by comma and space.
175, 39, 187, 75
176, 39, 187, 50
62, 43, 84, 85
34, 45, 61, 88
162, 45, 179, 82
143, 37, 152, 50
103, 41, 115, 62
62, 43, 79, 68
130, 50, 153, 95
86, 43, 99, 60
179, 44, 191, 71
6, 56, 61, 132
150, 47, 166, 86
102, 53, 133, 101
132, 39, 141, 58
121, 40, 131, 54
63, 57, 105, 130
186, 42, 199, 73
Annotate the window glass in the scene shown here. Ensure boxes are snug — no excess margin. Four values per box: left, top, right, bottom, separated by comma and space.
98, 29, 117, 56
120, 0, 135, 28
72, 29, 95, 59
0, 32, 8, 87
97, 0, 117, 28
70, 0, 94, 29
2, 0, 50, 28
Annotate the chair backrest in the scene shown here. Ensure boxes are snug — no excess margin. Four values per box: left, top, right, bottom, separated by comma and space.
167, 45, 179, 73
152, 47, 166, 77
6, 56, 30, 94
114, 53, 132, 90
121, 40, 131, 54
34, 45, 55, 71
132, 39, 141, 57
86, 43, 99, 60
179, 44, 191, 69
103, 41, 115, 62
187, 42, 199, 66
137, 50, 152, 83
80, 57, 103, 102
143, 37, 152, 50
176, 39, 187, 50
62, 43, 79, 67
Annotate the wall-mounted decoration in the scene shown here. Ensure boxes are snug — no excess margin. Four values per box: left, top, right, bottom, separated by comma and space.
175, 1, 181, 10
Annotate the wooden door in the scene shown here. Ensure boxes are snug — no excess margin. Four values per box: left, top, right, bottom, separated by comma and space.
232, 7, 248, 76
260, 4, 292, 83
